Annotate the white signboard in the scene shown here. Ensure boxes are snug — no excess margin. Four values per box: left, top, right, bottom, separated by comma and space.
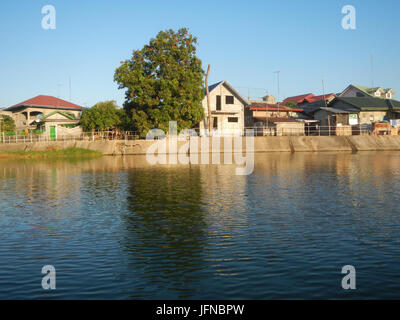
349, 114, 358, 125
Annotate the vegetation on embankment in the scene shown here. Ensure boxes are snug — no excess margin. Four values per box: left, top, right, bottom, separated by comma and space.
0, 148, 102, 160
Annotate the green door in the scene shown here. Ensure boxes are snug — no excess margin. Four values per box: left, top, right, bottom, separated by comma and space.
50, 126, 56, 140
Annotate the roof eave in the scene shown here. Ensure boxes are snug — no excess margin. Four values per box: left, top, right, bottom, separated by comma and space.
207, 80, 248, 106
5, 104, 84, 111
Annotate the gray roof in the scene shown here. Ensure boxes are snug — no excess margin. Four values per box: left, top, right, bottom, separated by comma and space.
207, 81, 224, 93
300, 100, 327, 115
319, 107, 358, 114
206, 80, 248, 106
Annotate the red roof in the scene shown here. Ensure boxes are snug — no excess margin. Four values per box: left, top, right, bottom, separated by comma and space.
282, 93, 337, 105
307, 93, 336, 103
282, 93, 314, 105
8, 95, 84, 110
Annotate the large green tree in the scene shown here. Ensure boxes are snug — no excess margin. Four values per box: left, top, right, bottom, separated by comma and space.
0, 115, 16, 132
80, 101, 128, 132
114, 28, 205, 136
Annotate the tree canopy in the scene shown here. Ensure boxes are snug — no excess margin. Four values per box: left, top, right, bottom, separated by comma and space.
0, 115, 16, 132
114, 28, 205, 136
80, 101, 128, 132
285, 102, 298, 108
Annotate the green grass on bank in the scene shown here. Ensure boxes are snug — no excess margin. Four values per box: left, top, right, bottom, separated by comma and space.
0, 148, 102, 160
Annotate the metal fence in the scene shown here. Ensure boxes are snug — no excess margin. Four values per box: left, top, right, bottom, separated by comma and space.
0, 131, 142, 144
0, 125, 398, 144
246, 125, 398, 137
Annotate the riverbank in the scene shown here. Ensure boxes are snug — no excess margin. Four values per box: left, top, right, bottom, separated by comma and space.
1, 136, 400, 155
0, 148, 102, 160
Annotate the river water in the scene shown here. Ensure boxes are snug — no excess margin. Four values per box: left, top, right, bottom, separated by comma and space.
0, 152, 399, 299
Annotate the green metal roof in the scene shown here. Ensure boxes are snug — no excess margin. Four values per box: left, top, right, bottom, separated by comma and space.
41, 110, 76, 120
330, 97, 400, 111
351, 85, 393, 97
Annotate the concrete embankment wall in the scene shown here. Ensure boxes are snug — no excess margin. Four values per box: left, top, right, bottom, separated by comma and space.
1, 136, 400, 155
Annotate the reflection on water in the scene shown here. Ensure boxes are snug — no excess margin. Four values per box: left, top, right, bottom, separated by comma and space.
0, 153, 400, 299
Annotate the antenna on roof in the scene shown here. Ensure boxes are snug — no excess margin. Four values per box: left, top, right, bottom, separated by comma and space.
69, 76, 72, 101
57, 84, 62, 99
370, 53, 374, 87
322, 77, 328, 108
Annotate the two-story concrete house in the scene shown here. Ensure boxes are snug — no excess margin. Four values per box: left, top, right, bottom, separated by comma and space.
199, 81, 248, 135
2, 95, 84, 137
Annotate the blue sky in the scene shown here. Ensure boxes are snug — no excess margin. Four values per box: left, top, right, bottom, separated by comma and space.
1, 0, 399, 108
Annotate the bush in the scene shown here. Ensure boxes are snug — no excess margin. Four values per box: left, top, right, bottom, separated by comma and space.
0, 115, 16, 132
80, 101, 128, 132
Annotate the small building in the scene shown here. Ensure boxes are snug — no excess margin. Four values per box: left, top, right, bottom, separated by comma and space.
328, 97, 400, 125
313, 107, 359, 127
200, 81, 248, 135
313, 107, 359, 136
270, 118, 305, 136
340, 84, 395, 99
261, 95, 276, 104
247, 103, 305, 126
311, 97, 400, 135
2, 95, 84, 138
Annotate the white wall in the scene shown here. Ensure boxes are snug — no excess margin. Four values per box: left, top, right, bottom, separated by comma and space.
200, 83, 245, 135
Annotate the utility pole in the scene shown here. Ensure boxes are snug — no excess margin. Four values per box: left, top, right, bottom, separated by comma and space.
274, 71, 280, 116
265, 89, 269, 134
205, 65, 212, 134
322, 78, 330, 135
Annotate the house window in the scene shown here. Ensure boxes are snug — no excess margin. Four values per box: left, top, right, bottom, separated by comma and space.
228, 117, 238, 123
375, 92, 381, 97
213, 117, 218, 128
387, 93, 392, 99
216, 95, 221, 111
225, 95, 234, 104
